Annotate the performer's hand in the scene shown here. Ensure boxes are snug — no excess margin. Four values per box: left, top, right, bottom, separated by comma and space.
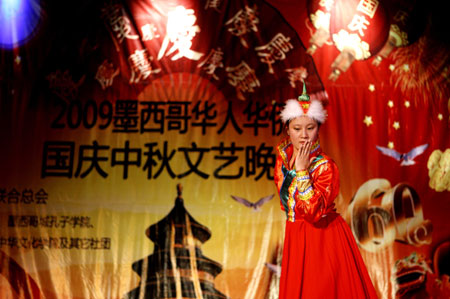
295, 141, 312, 171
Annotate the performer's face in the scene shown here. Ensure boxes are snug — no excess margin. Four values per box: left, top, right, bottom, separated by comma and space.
287, 116, 319, 151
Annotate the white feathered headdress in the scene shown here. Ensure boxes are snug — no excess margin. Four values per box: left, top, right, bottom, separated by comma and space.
280, 82, 327, 124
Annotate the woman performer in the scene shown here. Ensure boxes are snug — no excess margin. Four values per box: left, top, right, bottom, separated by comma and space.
274, 82, 378, 298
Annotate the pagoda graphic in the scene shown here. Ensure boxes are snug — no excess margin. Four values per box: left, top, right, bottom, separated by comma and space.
126, 184, 228, 299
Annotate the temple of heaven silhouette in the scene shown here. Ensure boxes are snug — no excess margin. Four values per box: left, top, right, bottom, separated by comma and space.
126, 184, 228, 299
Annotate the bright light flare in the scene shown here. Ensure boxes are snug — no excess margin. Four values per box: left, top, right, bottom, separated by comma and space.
0, 0, 42, 49
311, 10, 330, 31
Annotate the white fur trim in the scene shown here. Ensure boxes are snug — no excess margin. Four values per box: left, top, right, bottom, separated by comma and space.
307, 100, 327, 123
280, 99, 304, 123
280, 99, 327, 123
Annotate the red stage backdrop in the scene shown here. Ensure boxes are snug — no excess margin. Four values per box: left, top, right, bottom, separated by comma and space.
1, 0, 449, 298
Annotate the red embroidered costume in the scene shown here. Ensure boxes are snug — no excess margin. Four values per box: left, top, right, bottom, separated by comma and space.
274, 137, 378, 298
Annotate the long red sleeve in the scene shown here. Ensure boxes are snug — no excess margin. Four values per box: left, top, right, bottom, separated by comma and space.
274, 138, 339, 223
293, 160, 339, 223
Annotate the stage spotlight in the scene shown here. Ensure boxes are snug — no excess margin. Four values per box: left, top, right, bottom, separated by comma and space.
0, 0, 42, 49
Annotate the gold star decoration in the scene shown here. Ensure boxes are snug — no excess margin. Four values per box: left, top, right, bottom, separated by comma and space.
368, 84, 375, 92
388, 141, 394, 149
438, 113, 443, 120
404, 100, 411, 108
388, 100, 394, 108
363, 116, 373, 127
389, 64, 395, 71
393, 121, 400, 130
